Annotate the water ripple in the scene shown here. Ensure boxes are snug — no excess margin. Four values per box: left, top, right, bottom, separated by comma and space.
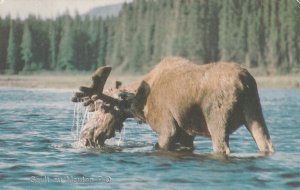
0, 88, 299, 189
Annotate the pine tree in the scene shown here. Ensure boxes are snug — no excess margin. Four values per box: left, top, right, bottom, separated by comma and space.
0, 16, 11, 73
57, 16, 74, 70
20, 22, 33, 71
236, 1, 248, 65
127, 0, 148, 72
104, 18, 116, 68
278, 0, 299, 72
219, 0, 233, 61
129, 34, 144, 72
246, 0, 261, 68
97, 19, 107, 68
87, 18, 99, 70
6, 21, 17, 73
172, 1, 189, 58
186, 0, 203, 62
295, 2, 300, 70
143, 0, 155, 65
205, 0, 220, 62
48, 21, 57, 70
73, 15, 89, 70
266, 0, 280, 73
287, 0, 300, 71
25, 15, 49, 70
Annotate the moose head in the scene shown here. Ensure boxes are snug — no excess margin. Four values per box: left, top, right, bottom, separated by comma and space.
72, 66, 146, 147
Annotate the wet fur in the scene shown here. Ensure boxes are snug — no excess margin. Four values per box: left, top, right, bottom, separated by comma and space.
80, 56, 274, 154
129, 57, 273, 153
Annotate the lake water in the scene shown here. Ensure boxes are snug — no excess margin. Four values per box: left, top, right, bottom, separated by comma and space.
0, 88, 300, 190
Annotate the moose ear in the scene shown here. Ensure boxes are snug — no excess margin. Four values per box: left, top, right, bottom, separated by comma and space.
135, 81, 150, 100
115, 80, 122, 89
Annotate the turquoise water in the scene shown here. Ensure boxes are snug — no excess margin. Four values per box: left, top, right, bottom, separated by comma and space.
0, 88, 300, 189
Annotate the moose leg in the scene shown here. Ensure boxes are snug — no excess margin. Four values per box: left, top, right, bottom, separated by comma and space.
245, 120, 273, 153
209, 129, 230, 154
179, 130, 194, 149
154, 118, 179, 150
206, 116, 230, 154
156, 136, 173, 150
156, 129, 177, 150
243, 93, 274, 153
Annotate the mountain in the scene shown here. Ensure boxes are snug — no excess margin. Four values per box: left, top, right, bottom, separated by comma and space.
85, 3, 123, 18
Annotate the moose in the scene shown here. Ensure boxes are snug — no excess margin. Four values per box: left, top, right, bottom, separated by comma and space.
72, 57, 274, 154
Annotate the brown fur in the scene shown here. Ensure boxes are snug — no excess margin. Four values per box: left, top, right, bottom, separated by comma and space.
76, 56, 274, 154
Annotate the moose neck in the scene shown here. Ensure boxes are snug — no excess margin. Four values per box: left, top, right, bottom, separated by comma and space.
119, 80, 148, 124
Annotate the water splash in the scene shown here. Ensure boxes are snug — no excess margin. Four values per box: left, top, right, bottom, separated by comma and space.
72, 101, 93, 147
117, 124, 126, 146
71, 101, 126, 148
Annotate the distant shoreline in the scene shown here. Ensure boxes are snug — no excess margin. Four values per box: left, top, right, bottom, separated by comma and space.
0, 74, 143, 90
0, 74, 299, 89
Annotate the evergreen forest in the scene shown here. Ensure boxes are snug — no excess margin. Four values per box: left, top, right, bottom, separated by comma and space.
0, 0, 299, 74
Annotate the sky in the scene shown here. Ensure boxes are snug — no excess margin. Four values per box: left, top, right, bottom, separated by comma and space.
0, 0, 131, 19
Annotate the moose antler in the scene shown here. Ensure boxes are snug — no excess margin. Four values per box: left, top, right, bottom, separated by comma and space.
71, 66, 122, 109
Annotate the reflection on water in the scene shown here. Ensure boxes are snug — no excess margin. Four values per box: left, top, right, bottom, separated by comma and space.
0, 88, 300, 189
